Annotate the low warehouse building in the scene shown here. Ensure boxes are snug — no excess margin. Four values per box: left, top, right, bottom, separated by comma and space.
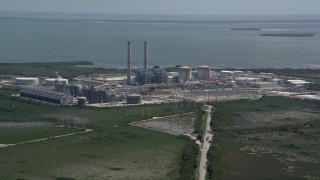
44, 78, 68, 86
20, 87, 74, 105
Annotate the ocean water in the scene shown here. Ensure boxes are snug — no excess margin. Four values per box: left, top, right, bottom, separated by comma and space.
0, 12, 320, 69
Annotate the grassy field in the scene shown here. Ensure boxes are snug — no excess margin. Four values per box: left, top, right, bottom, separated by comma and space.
0, 89, 198, 179
0, 127, 80, 144
0, 126, 187, 179
207, 97, 320, 179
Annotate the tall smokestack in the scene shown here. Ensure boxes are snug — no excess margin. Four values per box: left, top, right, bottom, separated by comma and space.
127, 41, 131, 85
144, 41, 148, 69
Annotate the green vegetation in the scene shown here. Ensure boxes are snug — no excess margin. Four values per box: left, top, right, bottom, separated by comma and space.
193, 107, 206, 141
178, 137, 200, 180
0, 89, 199, 179
0, 127, 80, 144
207, 97, 320, 179
0, 61, 127, 79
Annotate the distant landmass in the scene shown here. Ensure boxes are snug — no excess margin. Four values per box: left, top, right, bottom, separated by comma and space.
230, 28, 262, 31
260, 33, 315, 37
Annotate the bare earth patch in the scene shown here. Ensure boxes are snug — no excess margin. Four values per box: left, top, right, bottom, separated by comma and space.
131, 114, 196, 135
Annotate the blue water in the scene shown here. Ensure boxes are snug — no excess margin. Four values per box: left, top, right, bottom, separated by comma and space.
0, 11, 320, 69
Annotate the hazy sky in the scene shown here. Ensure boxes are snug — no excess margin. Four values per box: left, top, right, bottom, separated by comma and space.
1, 0, 320, 15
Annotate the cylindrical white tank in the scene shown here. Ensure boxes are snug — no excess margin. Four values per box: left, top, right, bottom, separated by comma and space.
127, 94, 142, 104
77, 97, 87, 106
44, 78, 68, 86
178, 66, 192, 82
15, 77, 39, 86
197, 65, 211, 80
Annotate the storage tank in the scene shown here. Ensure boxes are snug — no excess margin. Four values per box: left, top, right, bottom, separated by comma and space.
77, 97, 87, 106
178, 66, 192, 82
197, 65, 211, 80
127, 94, 142, 104
167, 72, 178, 76
15, 77, 39, 86
44, 78, 68, 86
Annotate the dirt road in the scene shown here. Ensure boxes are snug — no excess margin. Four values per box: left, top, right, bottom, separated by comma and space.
199, 105, 213, 180
0, 128, 92, 148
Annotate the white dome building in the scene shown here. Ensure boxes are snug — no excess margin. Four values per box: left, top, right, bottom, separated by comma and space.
44, 78, 68, 86
15, 77, 39, 86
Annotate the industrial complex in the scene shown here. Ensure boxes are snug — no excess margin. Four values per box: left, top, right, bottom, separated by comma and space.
1, 41, 319, 106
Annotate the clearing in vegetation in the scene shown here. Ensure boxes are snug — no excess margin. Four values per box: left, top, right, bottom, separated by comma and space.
131, 113, 196, 135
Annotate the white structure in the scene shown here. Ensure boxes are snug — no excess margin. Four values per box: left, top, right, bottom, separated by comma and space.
288, 80, 310, 86
44, 78, 68, 86
20, 87, 74, 104
167, 72, 178, 76
178, 66, 192, 82
234, 77, 261, 85
197, 65, 211, 80
250, 81, 280, 89
15, 77, 39, 86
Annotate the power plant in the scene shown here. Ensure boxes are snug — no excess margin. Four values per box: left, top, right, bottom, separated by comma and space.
197, 65, 211, 80
20, 87, 74, 105
12, 41, 295, 107
11, 41, 218, 106
178, 66, 192, 82
10, 38, 307, 107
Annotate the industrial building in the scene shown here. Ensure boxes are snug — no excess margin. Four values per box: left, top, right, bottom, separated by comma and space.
127, 94, 142, 104
68, 85, 82, 97
250, 82, 280, 89
178, 66, 192, 82
287, 80, 310, 86
197, 65, 211, 80
130, 41, 169, 85
15, 77, 39, 86
20, 87, 74, 105
234, 77, 261, 85
135, 69, 152, 85
44, 78, 68, 86
152, 67, 168, 84
55, 84, 82, 97
135, 67, 168, 85
82, 86, 117, 104
77, 97, 87, 106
